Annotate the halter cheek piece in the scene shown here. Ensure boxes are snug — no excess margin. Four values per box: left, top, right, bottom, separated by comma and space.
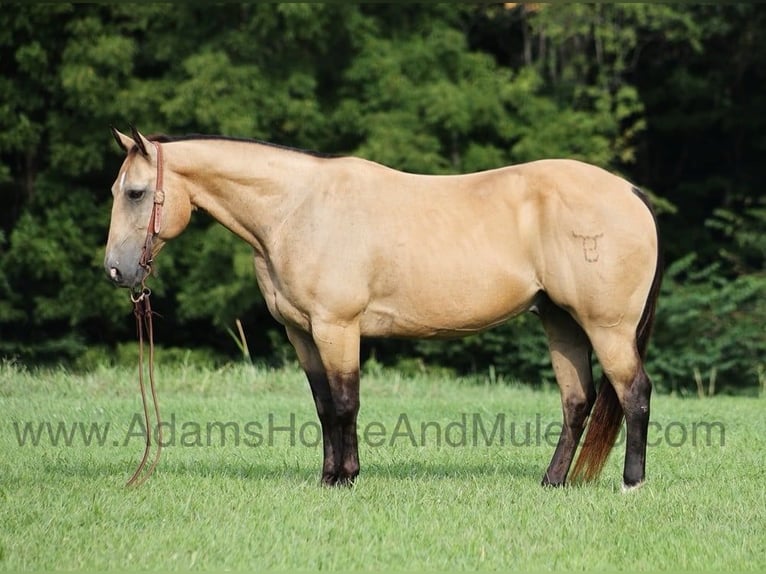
137, 141, 166, 276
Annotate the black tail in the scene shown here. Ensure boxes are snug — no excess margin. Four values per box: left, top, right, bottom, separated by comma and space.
631, 187, 663, 359
570, 186, 663, 482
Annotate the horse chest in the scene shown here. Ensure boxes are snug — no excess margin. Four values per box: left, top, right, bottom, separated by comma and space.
252, 255, 311, 331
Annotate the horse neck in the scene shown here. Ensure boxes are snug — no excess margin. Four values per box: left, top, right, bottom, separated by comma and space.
169, 140, 321, 254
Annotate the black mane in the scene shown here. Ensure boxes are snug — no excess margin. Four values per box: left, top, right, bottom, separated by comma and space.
147, 133, 336, 159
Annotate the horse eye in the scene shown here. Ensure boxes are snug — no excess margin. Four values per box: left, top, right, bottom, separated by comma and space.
127, 189, 145, 201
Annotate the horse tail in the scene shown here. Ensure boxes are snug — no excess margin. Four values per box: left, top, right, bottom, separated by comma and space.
570, 186, 663, 482
632, 187, 663, 360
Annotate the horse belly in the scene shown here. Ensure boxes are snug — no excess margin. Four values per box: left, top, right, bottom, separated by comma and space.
360, 267, 538, 338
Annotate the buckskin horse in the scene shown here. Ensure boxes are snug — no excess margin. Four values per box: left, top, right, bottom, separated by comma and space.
105, 127, 661, 491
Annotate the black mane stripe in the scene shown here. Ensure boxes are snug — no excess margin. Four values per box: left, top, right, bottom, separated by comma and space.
147, 133, 337, 159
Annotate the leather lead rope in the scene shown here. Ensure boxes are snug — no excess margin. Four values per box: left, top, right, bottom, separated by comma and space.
126, 140, 165, 487
126, 289, 162, 487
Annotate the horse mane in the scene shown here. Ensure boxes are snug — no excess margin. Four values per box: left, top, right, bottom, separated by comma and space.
146, 133, 337, 159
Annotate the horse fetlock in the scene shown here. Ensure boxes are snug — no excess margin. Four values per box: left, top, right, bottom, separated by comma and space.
342, 458, 360, 479
321, 470, 357, 488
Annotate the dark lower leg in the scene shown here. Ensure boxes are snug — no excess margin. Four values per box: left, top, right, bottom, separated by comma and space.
622, 367, 652, 488
304, 371, 343, 485
307, 370, 360, 486
319, 420, 358, 486
542, 392, 595, 486
330, 371, 360, 485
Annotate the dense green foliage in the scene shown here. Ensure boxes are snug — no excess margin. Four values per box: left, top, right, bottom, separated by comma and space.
1, 363, 764, 570
1, 4, 764, 393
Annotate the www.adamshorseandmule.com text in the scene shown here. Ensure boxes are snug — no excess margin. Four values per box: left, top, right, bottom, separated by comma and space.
11, 412, 726, 450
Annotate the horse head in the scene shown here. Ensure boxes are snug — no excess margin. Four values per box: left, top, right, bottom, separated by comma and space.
104, 127, 192, 288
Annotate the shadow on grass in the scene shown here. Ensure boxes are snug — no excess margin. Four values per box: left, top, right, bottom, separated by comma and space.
29, 452, 545, 486
362, 458, 543, 481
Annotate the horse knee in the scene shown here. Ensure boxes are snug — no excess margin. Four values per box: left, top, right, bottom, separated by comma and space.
328, 371, 360, 420
624, 367, 652, 420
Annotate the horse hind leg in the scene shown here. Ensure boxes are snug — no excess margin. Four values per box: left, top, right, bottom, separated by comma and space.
573, 325, 652, 491
537, 298, 596, 486
620, 363, 651, 491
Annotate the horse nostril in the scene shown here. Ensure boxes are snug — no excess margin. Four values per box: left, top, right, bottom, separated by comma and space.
109, 267, 122, 282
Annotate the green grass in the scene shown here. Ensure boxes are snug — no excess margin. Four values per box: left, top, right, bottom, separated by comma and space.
1, 360, 764, 571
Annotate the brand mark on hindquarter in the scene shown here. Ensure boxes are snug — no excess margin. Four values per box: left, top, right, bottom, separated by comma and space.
572, 232, 604, 263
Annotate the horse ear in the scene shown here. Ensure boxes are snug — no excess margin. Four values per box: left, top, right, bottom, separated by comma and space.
110, 126, 134, 152
129, 125, 150, 157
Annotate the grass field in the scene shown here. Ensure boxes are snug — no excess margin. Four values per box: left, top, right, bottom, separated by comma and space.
1, 359, 764, 571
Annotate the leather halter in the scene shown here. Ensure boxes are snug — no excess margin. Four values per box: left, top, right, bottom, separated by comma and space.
138, 141, 166, 274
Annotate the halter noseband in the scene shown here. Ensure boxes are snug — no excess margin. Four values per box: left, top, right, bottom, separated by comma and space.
138, 141, 166, 274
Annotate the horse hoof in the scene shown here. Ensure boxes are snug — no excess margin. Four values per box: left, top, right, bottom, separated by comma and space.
621, 480, 645, 493
321, 473, 338, 487
541, 472, 566, 487
321, 472, 357, 487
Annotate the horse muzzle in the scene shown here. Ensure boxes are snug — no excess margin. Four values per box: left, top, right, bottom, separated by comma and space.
104, 255, 146, 288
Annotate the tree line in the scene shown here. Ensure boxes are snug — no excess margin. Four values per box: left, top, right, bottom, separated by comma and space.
0, 4, 764, 394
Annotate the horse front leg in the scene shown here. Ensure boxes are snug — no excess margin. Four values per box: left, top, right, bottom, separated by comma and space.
285, 327, 340, 484
285, 323, 361, 486
311, 320, 362, 486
